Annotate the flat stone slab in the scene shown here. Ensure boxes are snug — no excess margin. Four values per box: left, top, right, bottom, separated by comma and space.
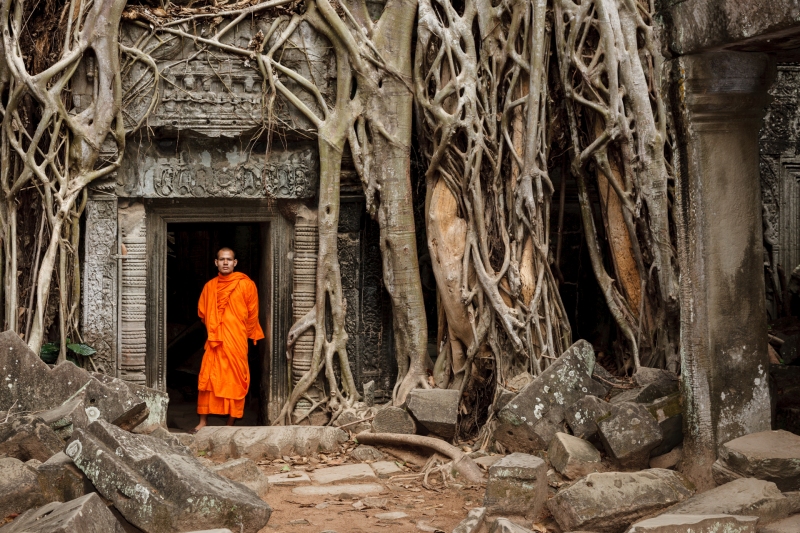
548, 432, 602, 480
547, 469, 694, 533
291, 483, 385, 497
626, 514, 758, 533
370, 460, 402, 478
194, 425, 348, 460
0, 457, 44, 520
452, 507, 487, 533
375, 511, 408, 520
266, 471, 311, 485
713, 430, 800, 491
211, 458, 270, 498
495, 340, 607, 452
761, 514, 800, 533
67, 419, 271, 533
310, 463, 377, 484
0, 493, 124, 533
669, 478, 794, 524
489, 518, 536, 533
484, 453, 548, 518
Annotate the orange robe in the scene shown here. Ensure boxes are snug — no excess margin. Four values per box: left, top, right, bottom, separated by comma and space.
197, 272, 264, 418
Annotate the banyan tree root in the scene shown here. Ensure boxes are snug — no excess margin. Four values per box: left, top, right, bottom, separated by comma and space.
355, 432, 485, 484
415, 0, 571, 415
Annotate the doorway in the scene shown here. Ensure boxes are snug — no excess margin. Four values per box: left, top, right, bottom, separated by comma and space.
164, 222, 268, 429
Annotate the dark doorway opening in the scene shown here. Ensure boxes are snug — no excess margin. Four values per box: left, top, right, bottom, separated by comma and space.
164, 222, 268, 429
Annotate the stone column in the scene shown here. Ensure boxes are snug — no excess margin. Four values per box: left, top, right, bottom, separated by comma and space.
670, 51, 775, 488
118, 202, 148, 385
82, 194, 118, 374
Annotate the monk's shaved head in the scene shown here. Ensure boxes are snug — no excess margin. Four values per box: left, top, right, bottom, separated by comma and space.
216, 247, 236, 259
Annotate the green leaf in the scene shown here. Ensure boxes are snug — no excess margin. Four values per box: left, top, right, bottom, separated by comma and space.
67, 343, 97, 356
39, 342, 59, 364
281, 465, 290, 472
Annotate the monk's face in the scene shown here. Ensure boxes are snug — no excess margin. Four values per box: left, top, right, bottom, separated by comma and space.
215, 250, 237, 276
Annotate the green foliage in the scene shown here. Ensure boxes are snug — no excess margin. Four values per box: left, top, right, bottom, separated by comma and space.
39, 339, 96, 364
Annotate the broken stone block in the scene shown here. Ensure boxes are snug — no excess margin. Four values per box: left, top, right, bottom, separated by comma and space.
66, 419, 271, 533
566, 395, 611, 441
91, 373, 169, 433
38, 398, 90, 441
626, 514, 758, 533
712, 430, 800, 491
371, 406, 416, 434
0, 331, 148, 432
0, 493, 124, 533
291, 483, 384, 497
452, 507, 486, 533
611, 368, 680, 405
36, 452, 94, 503
484, 452, 548, 518
760, 514, 800, 533
489, 518, 536, 533
495, 340, 607, 452
311, 463, 377, 484
333, 409, 372, 434
649, 446, 682, 470
370, 460, 402, 478
349, 445, 384, 462
548, 432, 602, 480
363, 380, 375, 407
406, 388, 460, 439
0, 457, 44, 520
194, 425, 348, 460
644, 393, 683, 457
590, 364, 615, 395
0, 415, 63, 462
598, 402, 663, 469
211, 458, 270, 499
668, 478, 793, 524
547, 469, 693, 533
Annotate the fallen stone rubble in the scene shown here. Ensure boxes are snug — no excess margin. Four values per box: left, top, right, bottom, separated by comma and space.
2, 330, 800, 533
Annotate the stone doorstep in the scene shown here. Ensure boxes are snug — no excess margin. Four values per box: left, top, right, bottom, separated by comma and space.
310, 463, 377, 484
291, 483, 386, 497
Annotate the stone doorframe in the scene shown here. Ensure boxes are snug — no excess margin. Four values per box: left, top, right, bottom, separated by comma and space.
144, 199, 292, 424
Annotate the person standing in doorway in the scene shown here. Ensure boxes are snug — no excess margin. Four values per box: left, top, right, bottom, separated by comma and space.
192, 247, 263, 432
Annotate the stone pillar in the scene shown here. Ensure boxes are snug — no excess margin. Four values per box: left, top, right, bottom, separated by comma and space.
670, 51, 775, 488
118, 202, 147, 385
82, 194, 118, 374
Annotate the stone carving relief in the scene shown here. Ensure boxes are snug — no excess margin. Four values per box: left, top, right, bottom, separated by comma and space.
119, 202, 147, 385
82, 196, 117, 374
117, 140, 318, 200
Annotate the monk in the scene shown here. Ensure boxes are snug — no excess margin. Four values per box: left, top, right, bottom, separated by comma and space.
193, 247, 264, 432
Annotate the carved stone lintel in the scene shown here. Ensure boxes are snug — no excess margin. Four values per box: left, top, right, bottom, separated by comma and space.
119, 202, 147, 385
82, 195, 118, 375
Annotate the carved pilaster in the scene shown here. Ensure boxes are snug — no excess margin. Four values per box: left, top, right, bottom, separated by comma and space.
82, 194, 117, 374
118, 202, 147, 385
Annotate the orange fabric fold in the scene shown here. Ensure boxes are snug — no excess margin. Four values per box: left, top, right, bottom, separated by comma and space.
197, 272, 264, 417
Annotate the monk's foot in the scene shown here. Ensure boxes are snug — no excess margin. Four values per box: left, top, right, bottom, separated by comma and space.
226, 417, 236, 427
190, 422, 206, 435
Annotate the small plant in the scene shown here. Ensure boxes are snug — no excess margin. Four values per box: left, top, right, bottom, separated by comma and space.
39, 339, 97, 365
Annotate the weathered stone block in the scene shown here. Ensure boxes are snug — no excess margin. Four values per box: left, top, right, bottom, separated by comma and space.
649, 446, 682, 470
452, 507, 486, 533
611, 369, 679, 405
644, 393, 683, 457
760, 514, 800, 533
489, 518, 536, 533
349, 445, 384, 462
626, 514, 758, 533
484, 453, 548, 518
668, 478, 792, 524
548, 432, 602, 480
547, 469, 693, 533
91, 373, 169, 433
194, 425, 348, 460
372, 406, 416, 435
0, 415, 63, 462
67, 420, 271, 533
407, 388, 460, 439
598, 402, 663, 469
0, 331, 148, 432
712, 430, 800, 491
211, 458, 269, 499
0, 493, 124, 533
567, 395, 611, 441
495, 340, 607, 452
36, 452, 94, 503
370, 460, 402, 478
0, 457, 44, 520
38, 398, 89, 441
